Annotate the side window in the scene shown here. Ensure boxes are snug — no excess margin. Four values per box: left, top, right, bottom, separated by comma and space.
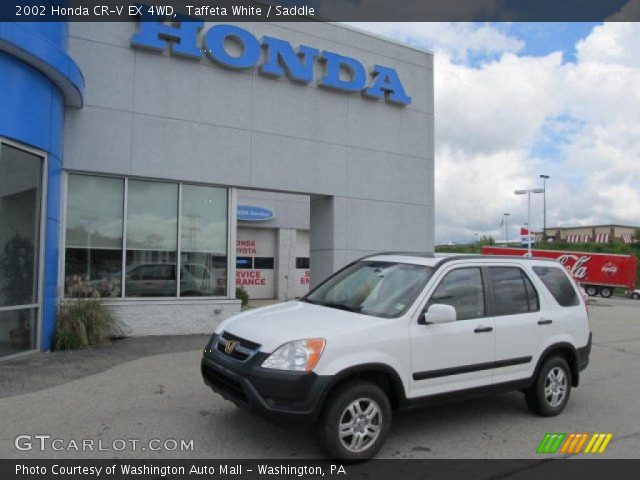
427, 268, 485, 321
532, 266, 580, 307
489, 267, 539, 315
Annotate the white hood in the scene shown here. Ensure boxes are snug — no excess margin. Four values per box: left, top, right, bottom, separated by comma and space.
215, 301, 387, 352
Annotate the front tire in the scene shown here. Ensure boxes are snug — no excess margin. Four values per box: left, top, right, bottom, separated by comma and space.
525, 356, 572, 416
632, 292, 640, 300
316, 381, 391, 461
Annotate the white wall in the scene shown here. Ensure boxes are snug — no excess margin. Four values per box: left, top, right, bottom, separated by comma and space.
62, 21, 434, 334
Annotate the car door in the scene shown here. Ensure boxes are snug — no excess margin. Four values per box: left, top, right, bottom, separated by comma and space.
409, 266, 496, 398
487, 265, 542, 385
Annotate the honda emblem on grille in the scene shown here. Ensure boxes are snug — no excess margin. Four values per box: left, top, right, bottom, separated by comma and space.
225, 341, 237, 354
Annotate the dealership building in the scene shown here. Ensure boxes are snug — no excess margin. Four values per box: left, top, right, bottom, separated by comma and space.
0, 19, 434, 360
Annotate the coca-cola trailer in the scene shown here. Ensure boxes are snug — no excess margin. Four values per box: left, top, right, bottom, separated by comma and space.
481, 246, 638, 298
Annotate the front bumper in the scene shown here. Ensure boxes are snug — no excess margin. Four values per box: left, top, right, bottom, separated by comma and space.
201, 335, 331, 422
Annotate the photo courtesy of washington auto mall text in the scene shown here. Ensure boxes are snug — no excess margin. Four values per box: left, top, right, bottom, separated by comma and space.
13, 462, 347, 478
2, 0, 640, 479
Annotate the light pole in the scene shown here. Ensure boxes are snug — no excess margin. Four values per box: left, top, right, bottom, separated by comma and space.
515, 188, 544, 256
539, 175, 550, 241
504, 213, 510, 244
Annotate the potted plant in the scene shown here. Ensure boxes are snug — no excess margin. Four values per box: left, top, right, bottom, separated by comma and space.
0, 233, 35, 348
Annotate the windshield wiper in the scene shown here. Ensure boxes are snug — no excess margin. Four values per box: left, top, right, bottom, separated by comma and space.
314, 301, 363, 313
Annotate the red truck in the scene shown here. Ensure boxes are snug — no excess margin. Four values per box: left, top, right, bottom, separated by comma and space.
482, 246, 638, 298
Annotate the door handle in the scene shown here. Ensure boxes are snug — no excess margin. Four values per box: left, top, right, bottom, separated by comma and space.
474, 326, 493, 333
537, 319, 553, 325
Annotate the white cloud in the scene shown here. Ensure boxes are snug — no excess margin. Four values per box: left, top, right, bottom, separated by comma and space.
435, 51, 563, 154
347, 22, 524, 61
355, 22, 640, 243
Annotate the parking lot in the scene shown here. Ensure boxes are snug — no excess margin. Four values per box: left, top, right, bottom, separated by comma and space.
1, 297, 639, 459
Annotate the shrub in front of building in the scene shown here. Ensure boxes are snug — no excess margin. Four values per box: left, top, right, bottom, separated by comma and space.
54, 299, 115, 350
236, 287, 250, 308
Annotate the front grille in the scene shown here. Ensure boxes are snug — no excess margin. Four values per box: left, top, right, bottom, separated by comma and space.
202, 365, 247, 403
215, 331, 261, 362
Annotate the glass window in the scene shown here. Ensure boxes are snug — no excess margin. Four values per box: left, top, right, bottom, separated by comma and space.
428, 268, 485, 321
0, 309, 37, 356
489, 267, 538, 315
65, 175, 124, 298
254, 257, 274, 269
236, 257, 252, 269
0, 144, 41, 308
532, 266, 580, 307
296, 257, 310, 269
0, 143, 42, 357
63, 176, 230, 299
126, 180, 178, 297
304, 261, 434, 318
180, 185, 228, 296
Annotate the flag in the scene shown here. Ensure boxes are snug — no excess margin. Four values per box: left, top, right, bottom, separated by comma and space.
499, 218, 504, 227
521, 227, 536, 246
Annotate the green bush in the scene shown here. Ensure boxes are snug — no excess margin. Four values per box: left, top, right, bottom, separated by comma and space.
54, 299, 115, 350
235, 286, 250, 308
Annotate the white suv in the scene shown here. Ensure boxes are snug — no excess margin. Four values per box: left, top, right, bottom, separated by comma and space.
201, 253, 592, 460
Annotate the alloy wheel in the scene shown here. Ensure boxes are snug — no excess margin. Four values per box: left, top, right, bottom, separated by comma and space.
544, 367, 568, 408
338, 398, 383, 453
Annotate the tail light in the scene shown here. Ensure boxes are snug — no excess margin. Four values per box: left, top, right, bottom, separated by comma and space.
570, 276, 589, 316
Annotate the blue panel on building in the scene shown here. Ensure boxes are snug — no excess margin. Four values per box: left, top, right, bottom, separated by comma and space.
0, 22, 84, 351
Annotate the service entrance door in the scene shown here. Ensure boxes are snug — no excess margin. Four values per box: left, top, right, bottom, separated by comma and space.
236, 228, 276, 299
0, 141, 44, 359
294, 230, 310, 299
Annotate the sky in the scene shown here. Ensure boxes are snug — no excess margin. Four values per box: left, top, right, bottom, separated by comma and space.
351, 22, 640, 244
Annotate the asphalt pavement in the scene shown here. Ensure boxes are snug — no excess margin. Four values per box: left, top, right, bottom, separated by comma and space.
0, 297, 638, 459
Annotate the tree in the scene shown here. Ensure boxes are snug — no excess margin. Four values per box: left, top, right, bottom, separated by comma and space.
479, 235, 496, 246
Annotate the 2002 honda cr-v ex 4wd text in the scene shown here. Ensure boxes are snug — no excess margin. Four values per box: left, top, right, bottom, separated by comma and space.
201, 253, 592, 460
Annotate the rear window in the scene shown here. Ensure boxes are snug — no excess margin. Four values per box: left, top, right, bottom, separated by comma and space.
489, 267, 539, 315
532, 266, 580, 307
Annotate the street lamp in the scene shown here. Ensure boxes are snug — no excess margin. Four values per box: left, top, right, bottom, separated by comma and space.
515, 188, 544, 256
539, 175, 550, 241
504, 213, 510, 244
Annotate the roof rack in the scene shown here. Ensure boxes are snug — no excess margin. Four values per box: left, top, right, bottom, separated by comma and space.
433, 254, 554, 269
364, 251, 436, 258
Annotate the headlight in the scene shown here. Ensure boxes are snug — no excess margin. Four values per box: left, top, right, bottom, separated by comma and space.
261, 338, 326, 372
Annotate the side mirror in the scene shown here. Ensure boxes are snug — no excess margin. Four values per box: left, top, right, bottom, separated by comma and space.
422, 304, 456, 325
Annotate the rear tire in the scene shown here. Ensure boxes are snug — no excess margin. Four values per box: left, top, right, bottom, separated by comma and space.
525, 356, 572, 417
600, 287, 613, 298
316, 381, 391, 461
585, 285, 598, 297
632, 292, 640, 300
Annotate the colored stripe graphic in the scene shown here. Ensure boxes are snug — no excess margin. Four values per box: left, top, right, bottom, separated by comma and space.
560, 433, 589, 454
537, 433, 566, 453
538, 433, 613, 454
584, 433, 613, 454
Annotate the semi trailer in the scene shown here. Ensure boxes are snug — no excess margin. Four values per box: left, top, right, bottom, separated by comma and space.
482, 246, 637, 298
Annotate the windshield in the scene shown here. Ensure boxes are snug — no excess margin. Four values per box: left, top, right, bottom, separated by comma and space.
303, 261, 434, 318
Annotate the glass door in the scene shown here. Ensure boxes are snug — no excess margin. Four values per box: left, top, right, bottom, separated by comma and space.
0, 141, 44, 358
